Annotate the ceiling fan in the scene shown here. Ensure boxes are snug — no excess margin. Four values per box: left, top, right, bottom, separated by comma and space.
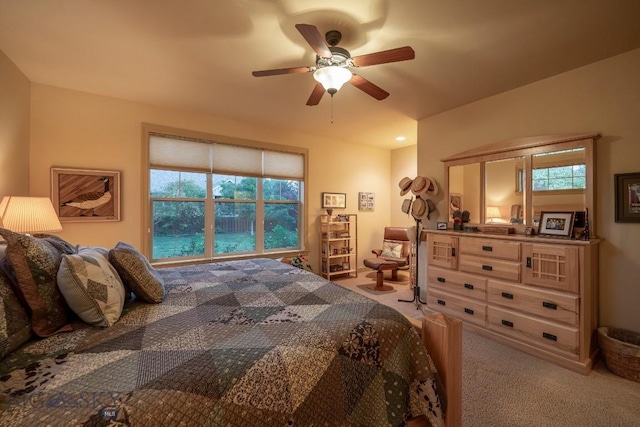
252, 24, 415, 106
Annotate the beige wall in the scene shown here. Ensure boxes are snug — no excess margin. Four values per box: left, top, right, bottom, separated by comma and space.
0, 50, 30, 197
390, 144, 417, 228
28, 84, 391, 272
416, 48, 640, 331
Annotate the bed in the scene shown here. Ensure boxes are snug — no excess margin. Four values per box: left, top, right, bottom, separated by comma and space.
0, 232, 460, 427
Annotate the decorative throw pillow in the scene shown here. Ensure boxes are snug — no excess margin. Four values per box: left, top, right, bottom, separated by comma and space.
0, 228, 72, 337
33, 233, 78, 255
381, 240, 403, 258
0, 267, 32, 359
108, 242, 164, 303
57, 247, 126, 327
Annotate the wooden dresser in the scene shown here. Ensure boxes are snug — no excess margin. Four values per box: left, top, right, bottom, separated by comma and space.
425, 230, 599, 374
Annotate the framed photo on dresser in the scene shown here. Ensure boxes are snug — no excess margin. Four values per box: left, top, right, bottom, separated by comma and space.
537, 211, 574, 238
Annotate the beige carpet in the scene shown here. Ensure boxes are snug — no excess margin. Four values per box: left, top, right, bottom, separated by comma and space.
334, 271, 640, 427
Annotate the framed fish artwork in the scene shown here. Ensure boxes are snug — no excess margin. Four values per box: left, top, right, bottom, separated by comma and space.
51, 167, 121, 222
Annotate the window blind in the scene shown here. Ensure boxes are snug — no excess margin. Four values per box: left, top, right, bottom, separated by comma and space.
211, 144, 262, 176
264, 151, 304, 180
149, 136, 211, 172
149, 134, 304, 179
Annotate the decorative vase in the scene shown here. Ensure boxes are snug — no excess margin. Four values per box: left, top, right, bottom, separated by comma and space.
326, 208, 333, 217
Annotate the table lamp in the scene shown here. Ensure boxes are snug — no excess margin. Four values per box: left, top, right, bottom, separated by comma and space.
486, 206, 502, 223
0, 196, 63, 234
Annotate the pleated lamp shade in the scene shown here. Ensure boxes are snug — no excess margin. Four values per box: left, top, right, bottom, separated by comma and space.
0, 196, 63, 234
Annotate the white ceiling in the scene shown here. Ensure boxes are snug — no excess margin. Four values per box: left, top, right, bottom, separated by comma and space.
1, 0, 639, 149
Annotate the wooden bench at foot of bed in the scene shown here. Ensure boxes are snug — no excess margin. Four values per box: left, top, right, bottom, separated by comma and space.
408, 313, 462, 427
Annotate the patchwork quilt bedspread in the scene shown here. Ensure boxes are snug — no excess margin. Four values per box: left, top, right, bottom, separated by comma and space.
1, 258, 445, 426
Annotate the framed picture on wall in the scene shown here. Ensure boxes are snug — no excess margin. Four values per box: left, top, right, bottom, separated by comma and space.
359, 192, 375, 211
51, 167, 121, 222
321, 192, 346, 209
615, 172, 640, 223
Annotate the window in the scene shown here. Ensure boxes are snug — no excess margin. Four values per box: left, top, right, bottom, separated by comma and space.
532, 164, 585, 191
516, 149, 586, 193
144, 126, 306, 262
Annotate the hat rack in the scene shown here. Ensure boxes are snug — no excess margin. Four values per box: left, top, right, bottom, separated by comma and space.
398, 176, 438, 309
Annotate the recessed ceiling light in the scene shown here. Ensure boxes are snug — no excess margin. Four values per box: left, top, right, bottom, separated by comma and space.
395, 136, 406, 141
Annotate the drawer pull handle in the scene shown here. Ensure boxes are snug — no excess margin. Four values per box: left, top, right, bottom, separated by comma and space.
501, 292, 514, 299
437, 277, 446, 283
526, 257, 532, 268
464, 283, 474, 290
437, 299, 446, 306
543, 332, 558, 342
482, 245, 493, 252
542, 301, 558, 310
464, 308, 474, 315
482, 265, 493, 271
502, 320, 513, 328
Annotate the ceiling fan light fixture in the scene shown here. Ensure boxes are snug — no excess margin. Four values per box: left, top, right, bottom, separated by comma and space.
313, 66, 352, 96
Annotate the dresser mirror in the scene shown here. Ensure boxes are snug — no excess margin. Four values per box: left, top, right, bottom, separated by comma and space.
531, 148, 586, 226
443, 134, 598, 236
485, 157, 525, 224
448, 162, 480, 222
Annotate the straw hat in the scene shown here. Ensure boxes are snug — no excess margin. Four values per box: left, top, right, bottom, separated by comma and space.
424, 199, 437, 220
401, 198, 412, 214
411, 176, 433, 196
411, 197, 437, 222
411, 197, 427, 220
398, 177, 413, 196
425, 177, 439, 196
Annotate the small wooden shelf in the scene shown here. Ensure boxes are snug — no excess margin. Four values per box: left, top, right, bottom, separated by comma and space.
320, 214, 357, 280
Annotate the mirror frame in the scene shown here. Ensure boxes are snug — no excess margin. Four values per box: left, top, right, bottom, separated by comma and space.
442, 133, 599, 237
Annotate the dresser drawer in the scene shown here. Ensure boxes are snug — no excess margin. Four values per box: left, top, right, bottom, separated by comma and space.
459, 254, 521, 282
428, 266, 487, 301
459, 237, 521, 261
428, 289, 487, 327
488, 280, 579, 326
487, 306, 579, 355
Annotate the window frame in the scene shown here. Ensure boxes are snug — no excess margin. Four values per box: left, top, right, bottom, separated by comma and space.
516, 161, 586, 195
142, 124, 308, 264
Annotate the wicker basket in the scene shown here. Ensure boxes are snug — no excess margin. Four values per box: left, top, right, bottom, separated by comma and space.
597, 327, 640, 382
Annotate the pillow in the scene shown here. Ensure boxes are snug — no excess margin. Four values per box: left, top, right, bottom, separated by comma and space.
381, 240, 403, 258
57, 248, 126, 327
0, 228, 73, 337
33, 233, 78, 255
108, 242, 164, 303
0, 267, 32, 359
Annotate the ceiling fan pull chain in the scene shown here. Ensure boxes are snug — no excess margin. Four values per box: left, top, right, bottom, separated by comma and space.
331, 96, 334, 124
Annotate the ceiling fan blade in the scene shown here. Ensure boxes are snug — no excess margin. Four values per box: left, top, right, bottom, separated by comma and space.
350, 74, 389, 100
351, 46, 415, 67
252, 66, 312, 77
295, 24, 332, 59
306, 83, 325, 106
